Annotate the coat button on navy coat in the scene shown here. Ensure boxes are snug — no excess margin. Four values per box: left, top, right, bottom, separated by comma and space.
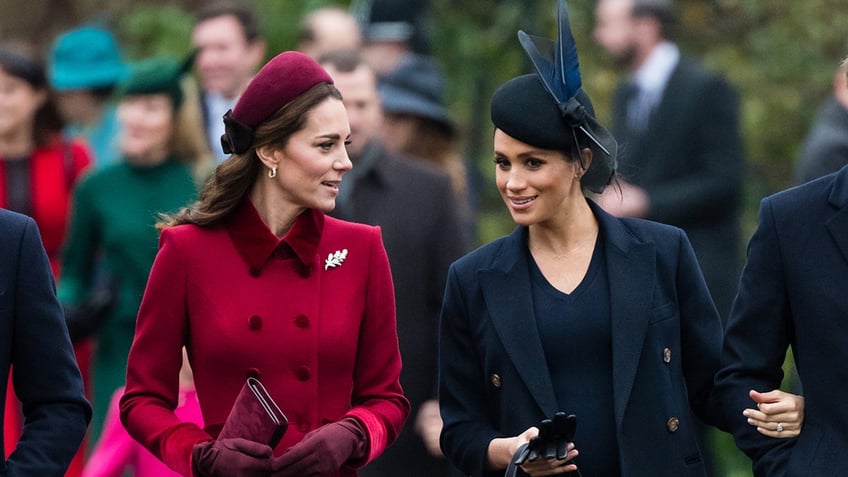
662, 347, 672, 363
666, 417, 679, 432
490, 373, 502, 388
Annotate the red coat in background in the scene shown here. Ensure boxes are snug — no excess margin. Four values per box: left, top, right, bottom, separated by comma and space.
120, 200, 409, 477
0, 137, 91, 273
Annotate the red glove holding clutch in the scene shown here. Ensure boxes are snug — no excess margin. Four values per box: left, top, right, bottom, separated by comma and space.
271, 418, 367, 476
192, 437, 275, 477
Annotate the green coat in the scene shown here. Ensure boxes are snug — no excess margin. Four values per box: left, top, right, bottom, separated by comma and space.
59, 157, 198, 445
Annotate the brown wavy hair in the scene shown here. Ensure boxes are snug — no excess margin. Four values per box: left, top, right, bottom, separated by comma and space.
158, 82, 342, 230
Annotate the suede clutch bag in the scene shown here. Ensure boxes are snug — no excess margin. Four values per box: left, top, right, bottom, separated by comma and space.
218, 377, 288, 448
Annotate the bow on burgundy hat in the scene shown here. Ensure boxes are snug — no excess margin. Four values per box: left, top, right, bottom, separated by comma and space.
221, 51, 334, 155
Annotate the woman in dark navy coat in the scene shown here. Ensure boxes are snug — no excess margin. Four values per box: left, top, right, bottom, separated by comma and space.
120, 51, 409, 477
438, 2, 801, 476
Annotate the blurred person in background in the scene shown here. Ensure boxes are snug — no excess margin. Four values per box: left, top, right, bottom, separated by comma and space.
793, 58, 848, 184
321, 49, 466, 477
0, 41, 92, 474
593, 0, 744, 323
296, 6, 362, 60
378, 53, 476, 248
192, 1, 265, 163
58, 53, 210, 448
355, 0, 431, 78
49, 25, 127, 168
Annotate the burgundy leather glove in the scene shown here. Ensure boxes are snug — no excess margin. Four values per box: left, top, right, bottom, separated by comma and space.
192, 438, 274, 477
271, 418, 367, 476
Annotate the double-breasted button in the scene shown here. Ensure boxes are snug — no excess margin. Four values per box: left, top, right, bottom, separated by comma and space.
248, 314, 262, 330
490, 373, 502, 388
663, 347, 672, 363
667, 417, 679, 432
246, 368, 261, 379
297, 422, 310, 433
249, 266, 261, 277
294, 314, 310, 328
295, 366, 311, 381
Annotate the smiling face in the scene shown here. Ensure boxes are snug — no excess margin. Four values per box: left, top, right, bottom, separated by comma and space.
494, 128, 587, 228
117, 93, 174, 163
260, 97, 352, 213
192, 14, 264, 99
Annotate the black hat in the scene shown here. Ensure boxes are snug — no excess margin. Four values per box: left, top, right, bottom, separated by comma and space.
491, 0, 617, 192
379, 54, 454, 135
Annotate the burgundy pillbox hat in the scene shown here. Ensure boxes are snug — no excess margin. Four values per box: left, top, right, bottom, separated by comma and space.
221, 51, 334, 155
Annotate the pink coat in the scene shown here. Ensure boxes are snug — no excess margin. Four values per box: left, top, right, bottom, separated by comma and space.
84, 387, 202, 477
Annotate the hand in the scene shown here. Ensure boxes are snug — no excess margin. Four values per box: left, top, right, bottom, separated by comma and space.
191, 438, 274, 477
743, 389, 804, 438
514, 413, 579, 476
594, 180, 650, 218
414, 399, 445, 458
271, 418, 365, 476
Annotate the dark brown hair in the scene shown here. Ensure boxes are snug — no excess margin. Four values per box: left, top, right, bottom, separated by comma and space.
0, 42, 64, 147
195, 1, 262, 43
159, 82, 342, 230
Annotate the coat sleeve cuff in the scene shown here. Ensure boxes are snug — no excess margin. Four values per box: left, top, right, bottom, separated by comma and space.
158, 423, 214, 476
345, 408, 387, 466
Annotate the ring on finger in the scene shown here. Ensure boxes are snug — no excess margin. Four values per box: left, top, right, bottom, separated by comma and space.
776, 422, 784, 432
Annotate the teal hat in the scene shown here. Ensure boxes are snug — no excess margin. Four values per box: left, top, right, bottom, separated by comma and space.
49, 26, 127, 90
121, 53, 195, 108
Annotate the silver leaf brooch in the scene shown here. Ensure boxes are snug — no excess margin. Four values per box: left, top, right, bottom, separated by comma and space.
324, 249, 348, 270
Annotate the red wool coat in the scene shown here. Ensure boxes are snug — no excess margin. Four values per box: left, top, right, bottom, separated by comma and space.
120, 200, 409, 476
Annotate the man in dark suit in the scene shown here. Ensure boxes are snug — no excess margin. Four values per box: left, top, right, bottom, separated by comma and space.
320, 50, 467, 477
715, 163, 848, 476
191, 2, 265, 163
593, 0, 745, 322
0, 209, 91, 476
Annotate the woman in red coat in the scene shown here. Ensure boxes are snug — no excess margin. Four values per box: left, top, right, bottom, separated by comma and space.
120, 51, 409, 477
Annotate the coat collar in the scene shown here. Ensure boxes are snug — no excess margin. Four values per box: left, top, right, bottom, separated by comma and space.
226, 198, 323, 273
480, 200, 655, 426
826, 165, 848, 263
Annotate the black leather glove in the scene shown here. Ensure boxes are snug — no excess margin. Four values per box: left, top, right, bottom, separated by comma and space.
191, 438, 274, 477
513, 413, 577, 464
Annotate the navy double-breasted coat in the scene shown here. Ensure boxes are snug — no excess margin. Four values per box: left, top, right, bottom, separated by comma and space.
439, 202, 727, 477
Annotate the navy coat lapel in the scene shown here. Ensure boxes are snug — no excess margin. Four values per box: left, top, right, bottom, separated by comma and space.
478, 203, 659, 425
479, 228, 559, 417
826, 166, 848, 264
591, 202, 656, 428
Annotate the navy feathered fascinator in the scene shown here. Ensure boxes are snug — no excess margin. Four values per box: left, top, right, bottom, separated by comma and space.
518, 0, 617, 159
491, 0, 617, 192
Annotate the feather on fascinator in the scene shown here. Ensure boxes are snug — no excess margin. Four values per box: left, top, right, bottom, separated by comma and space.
517, 0, 617, 160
